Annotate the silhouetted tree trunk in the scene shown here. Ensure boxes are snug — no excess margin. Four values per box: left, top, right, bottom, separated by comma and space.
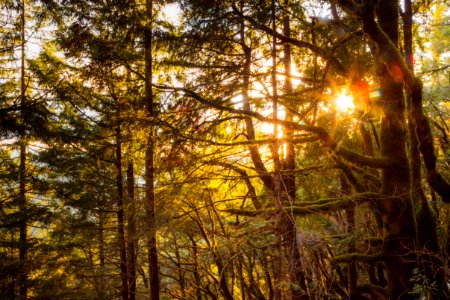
19, 0, 27, 297
116, 123, 129, 300
402, 1, 447, 297
373, 1, 416, 297
270, 1, 283, 299
144, 0, 160, 298
126, 158, 137, 300
98, 210, 106, 300
238, 2, 274, 192
282, 1, 308, 297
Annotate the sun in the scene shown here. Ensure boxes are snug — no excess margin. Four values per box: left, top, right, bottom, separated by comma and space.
335, 92, 354, 111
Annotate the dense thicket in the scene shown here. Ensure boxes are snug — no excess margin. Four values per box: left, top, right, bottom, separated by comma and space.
1, 0, 449, 299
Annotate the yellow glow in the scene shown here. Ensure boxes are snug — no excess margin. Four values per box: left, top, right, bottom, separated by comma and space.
259, 123, 284, 138
259, 122, 273, 135
335, 92, 354, 111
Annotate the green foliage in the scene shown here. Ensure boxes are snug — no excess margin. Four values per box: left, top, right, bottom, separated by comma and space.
409, 268, 439, 299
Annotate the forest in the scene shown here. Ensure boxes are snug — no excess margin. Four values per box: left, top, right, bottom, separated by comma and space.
1, 0, 450, 299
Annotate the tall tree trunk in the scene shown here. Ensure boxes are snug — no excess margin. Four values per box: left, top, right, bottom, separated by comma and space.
271, 1, 283, 299
402, 1, 447, 297
116, 124, 129, 300
402, 0, 428, 226
126, 159, 137, 300
19, 0, 27, 297
282, 1, 308, 298
144, 0, 160, 298
18, 138, 27, 300
374, 1, 416, 298
238, 2, 274, 191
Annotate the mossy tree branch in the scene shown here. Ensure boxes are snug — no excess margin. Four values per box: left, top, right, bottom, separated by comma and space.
223, 192, 381, 217
331, 252, 384, 266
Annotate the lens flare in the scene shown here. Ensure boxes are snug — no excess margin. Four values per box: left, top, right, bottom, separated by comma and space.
335, 93, 354, 111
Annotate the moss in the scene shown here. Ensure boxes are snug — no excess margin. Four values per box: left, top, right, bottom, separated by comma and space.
223, 192, 381, 216
331, 252, 384, 265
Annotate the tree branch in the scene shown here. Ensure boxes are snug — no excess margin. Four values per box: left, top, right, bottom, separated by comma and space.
156, 85, 397, 169
223, 192, 381, 216
231, 4, 348, 75
205, 161, 262, 209
331, 252, 384, 265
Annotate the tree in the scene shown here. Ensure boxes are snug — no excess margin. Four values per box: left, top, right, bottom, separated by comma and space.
0, 0, 53, 297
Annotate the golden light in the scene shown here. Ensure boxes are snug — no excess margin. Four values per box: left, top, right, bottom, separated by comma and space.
258, 122, 284, 138
335, 91, 354, 111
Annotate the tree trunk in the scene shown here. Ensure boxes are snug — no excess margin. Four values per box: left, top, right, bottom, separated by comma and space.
402, 1, 447, 297
282, 1, 308, 298
188, 235, 202, 300
126, 159, 137, 300
144, 1, 160, 299
340, 174, 357, 298
18, 141, 27, 300
238, 2, 274, 191
19, 0, 27, 297
98, 210, 106, 300
374, 1, 416, 297
116, 124, 129, 300
173, 234, 187, 299
271, 1, 283, 299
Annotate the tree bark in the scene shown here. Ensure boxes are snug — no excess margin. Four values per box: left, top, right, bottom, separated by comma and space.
126, 159, 137, 300
374, 1, 416, 298
282, 1, 308, 298
98, 210, 106, 300
238, 2, 274, 191
271, 1, 283, 299
19, 0, 27, 297
339, 174, 358, 299
116, 124, 129, 300
144, 0, 160, 299
402, 1, 447, 297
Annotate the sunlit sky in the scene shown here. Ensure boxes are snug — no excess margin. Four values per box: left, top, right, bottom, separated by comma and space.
162, 3, 182, 25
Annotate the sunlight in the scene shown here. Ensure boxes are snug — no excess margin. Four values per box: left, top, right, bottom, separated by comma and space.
258, 122, 284, 138
335, 91, 354, 111
162, 3, 181, 25
259, 122, 274, 135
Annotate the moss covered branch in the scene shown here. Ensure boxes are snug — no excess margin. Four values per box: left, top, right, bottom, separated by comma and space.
223, 192, 380, 217
331, 252, 383, 265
